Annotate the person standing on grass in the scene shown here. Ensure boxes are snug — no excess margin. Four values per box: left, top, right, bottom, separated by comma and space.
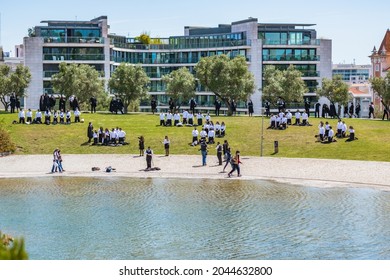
138, 136, 145, 156
18, 109, 25, 124
163, 136, 170, 156
87, 122, 94, 143
369, 102, 375, 119
145, 146, 153, 169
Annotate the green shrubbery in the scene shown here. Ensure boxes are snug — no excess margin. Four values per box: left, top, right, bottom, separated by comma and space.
0, 231, 28, 260
0, 121, 16, 154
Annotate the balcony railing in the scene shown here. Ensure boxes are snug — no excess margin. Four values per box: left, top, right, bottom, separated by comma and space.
43, 54, 105, 61
263, 39, 321, 46
262, 55, 320, 61
111, 55, 250, 64
112, 40, 250, 50
44, 37, 105, 44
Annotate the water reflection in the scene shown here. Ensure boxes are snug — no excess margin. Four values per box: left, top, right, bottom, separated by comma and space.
1, 177, 390, 259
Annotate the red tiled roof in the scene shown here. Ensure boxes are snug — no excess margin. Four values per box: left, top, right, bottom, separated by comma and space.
349, 87, 366, 95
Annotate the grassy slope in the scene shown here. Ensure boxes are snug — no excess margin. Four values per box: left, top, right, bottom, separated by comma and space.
1, 111, 390, 161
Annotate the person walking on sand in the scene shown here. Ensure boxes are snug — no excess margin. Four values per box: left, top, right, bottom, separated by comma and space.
138, 136, 145, 156
145, 146, 153, 169
163, 135, 170, 156
228, 150, 242, 177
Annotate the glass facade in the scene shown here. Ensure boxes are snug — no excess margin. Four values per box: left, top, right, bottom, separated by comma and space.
259, 31, 315, 45
262, 48, 318, 61
43, 47, 105, 61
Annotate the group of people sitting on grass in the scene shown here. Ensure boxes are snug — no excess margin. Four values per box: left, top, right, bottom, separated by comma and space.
191, 121, 226, 146
16, 108, 83, 125
315, 119, 357, 143
159, 110, 214, 127
268, 110, 311, 130
89, 125, 128, 146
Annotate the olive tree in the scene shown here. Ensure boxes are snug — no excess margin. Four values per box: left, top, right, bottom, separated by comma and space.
162, 67, 195, 110
195, 54, 255, 115
108, 63, 150, 113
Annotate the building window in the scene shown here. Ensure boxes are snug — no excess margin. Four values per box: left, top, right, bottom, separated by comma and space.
375, 64, 379, 72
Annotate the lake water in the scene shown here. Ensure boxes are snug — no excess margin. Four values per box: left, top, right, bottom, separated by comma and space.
1, 177, 390, 260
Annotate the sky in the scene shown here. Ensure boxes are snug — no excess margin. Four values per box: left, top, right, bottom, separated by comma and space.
0, 0, 389, 65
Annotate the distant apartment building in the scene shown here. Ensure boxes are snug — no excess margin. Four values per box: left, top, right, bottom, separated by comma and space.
18, 16, 332, 113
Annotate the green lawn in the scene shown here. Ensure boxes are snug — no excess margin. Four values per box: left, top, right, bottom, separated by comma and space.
1, 110, 390, 161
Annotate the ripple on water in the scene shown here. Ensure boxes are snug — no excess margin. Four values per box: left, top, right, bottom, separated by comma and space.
1, 177, 390, 259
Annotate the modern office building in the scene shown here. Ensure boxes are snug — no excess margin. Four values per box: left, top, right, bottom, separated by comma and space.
332, 64, 371, 83
332, 64, 372, 118
19, 16, 332, 113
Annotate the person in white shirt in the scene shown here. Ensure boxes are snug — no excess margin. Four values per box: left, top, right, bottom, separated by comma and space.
324, 126, 335, 143
336, 119, 343, 138
345, 126, 357, 142
110, 128, 117, 144
66, 110, 71, 124
286, 110, 292, 125
166, 111, 173, 126
324, 121, 330, 138
215, 121, 221, 137
18, 109, 25, 124
200, 128, 207, 142
187, 112, 194, 125
341, 121, 347, 138
208, 128, 215, 144
174, 112, 181, 126
118, 128, 126, 144
276, 115, 281, 129
220, 122, 226, 137
59, 110, 64, 124
35, 110, 42, 124
74, 108, 81, 123
26, 109, 33, 123
182, 110, 188, 125
294, 110, 301, 125
269, 114, 276, 129
197, 112, 203, 126
205, 113, 211, 123
281, 115, 287, 129
159, 112, 166, 126
92, 130, 98, 145
203, 122, 210, 134
301, 112, 308, 126
192, 128, 199, 146
52, 110, 58, 124
44, 109, 52, 125
316, 121, 325, 142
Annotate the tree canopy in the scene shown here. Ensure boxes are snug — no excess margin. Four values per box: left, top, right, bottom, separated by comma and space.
195, 54, 255, 115
370, 72, 390, 108
108, 63, 150, 113
262, 65, 307, 105
0, 64, 31, 111
51, 63, 104, 109
316, 75, 349, 106
161, 67, 195, 110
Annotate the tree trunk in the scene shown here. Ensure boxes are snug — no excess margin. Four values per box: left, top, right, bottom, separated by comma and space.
222, 98, 233, 116
0, 97, 9, 112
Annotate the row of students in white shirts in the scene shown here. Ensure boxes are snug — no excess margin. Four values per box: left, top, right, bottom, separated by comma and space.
19, 109, 80, 124
93, 127, 126, 145
191, 127, 217, 145
317, 120, 353, 143
159, 111, 211, 126
294, 111, 309, 126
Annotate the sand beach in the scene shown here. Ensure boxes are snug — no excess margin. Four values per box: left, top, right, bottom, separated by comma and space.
0, 154, 389, 190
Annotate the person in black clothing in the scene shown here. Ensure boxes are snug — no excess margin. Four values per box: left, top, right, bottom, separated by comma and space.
90, 96, 97, 113
230, 99, 237, 116
145, 147, 153, 169
59, 95, 66, 111
39, 94, 46, 111
169, 98, 175, 112
189, 97, 197, 114
368, 102, 375, 119
349, 102, 354, 118
87, 122, 94, 143
151, 97, 157, 114
304, 99, 310, 115
355, 103, 361, 118
15, 97, 21, 112
322, 104, 329, 118
315, 102, 320, 118
216, 142, 223, 165
382, 104, 389, 120
264, 101, 270, 117
329, 103, 336, 118
215, 99, 221, 116
10, 94, 16, 113
49, 95, 56, 110
248, 99, 254, 116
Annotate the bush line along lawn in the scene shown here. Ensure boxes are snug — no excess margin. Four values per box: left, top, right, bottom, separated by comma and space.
1, 111, 390, 162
